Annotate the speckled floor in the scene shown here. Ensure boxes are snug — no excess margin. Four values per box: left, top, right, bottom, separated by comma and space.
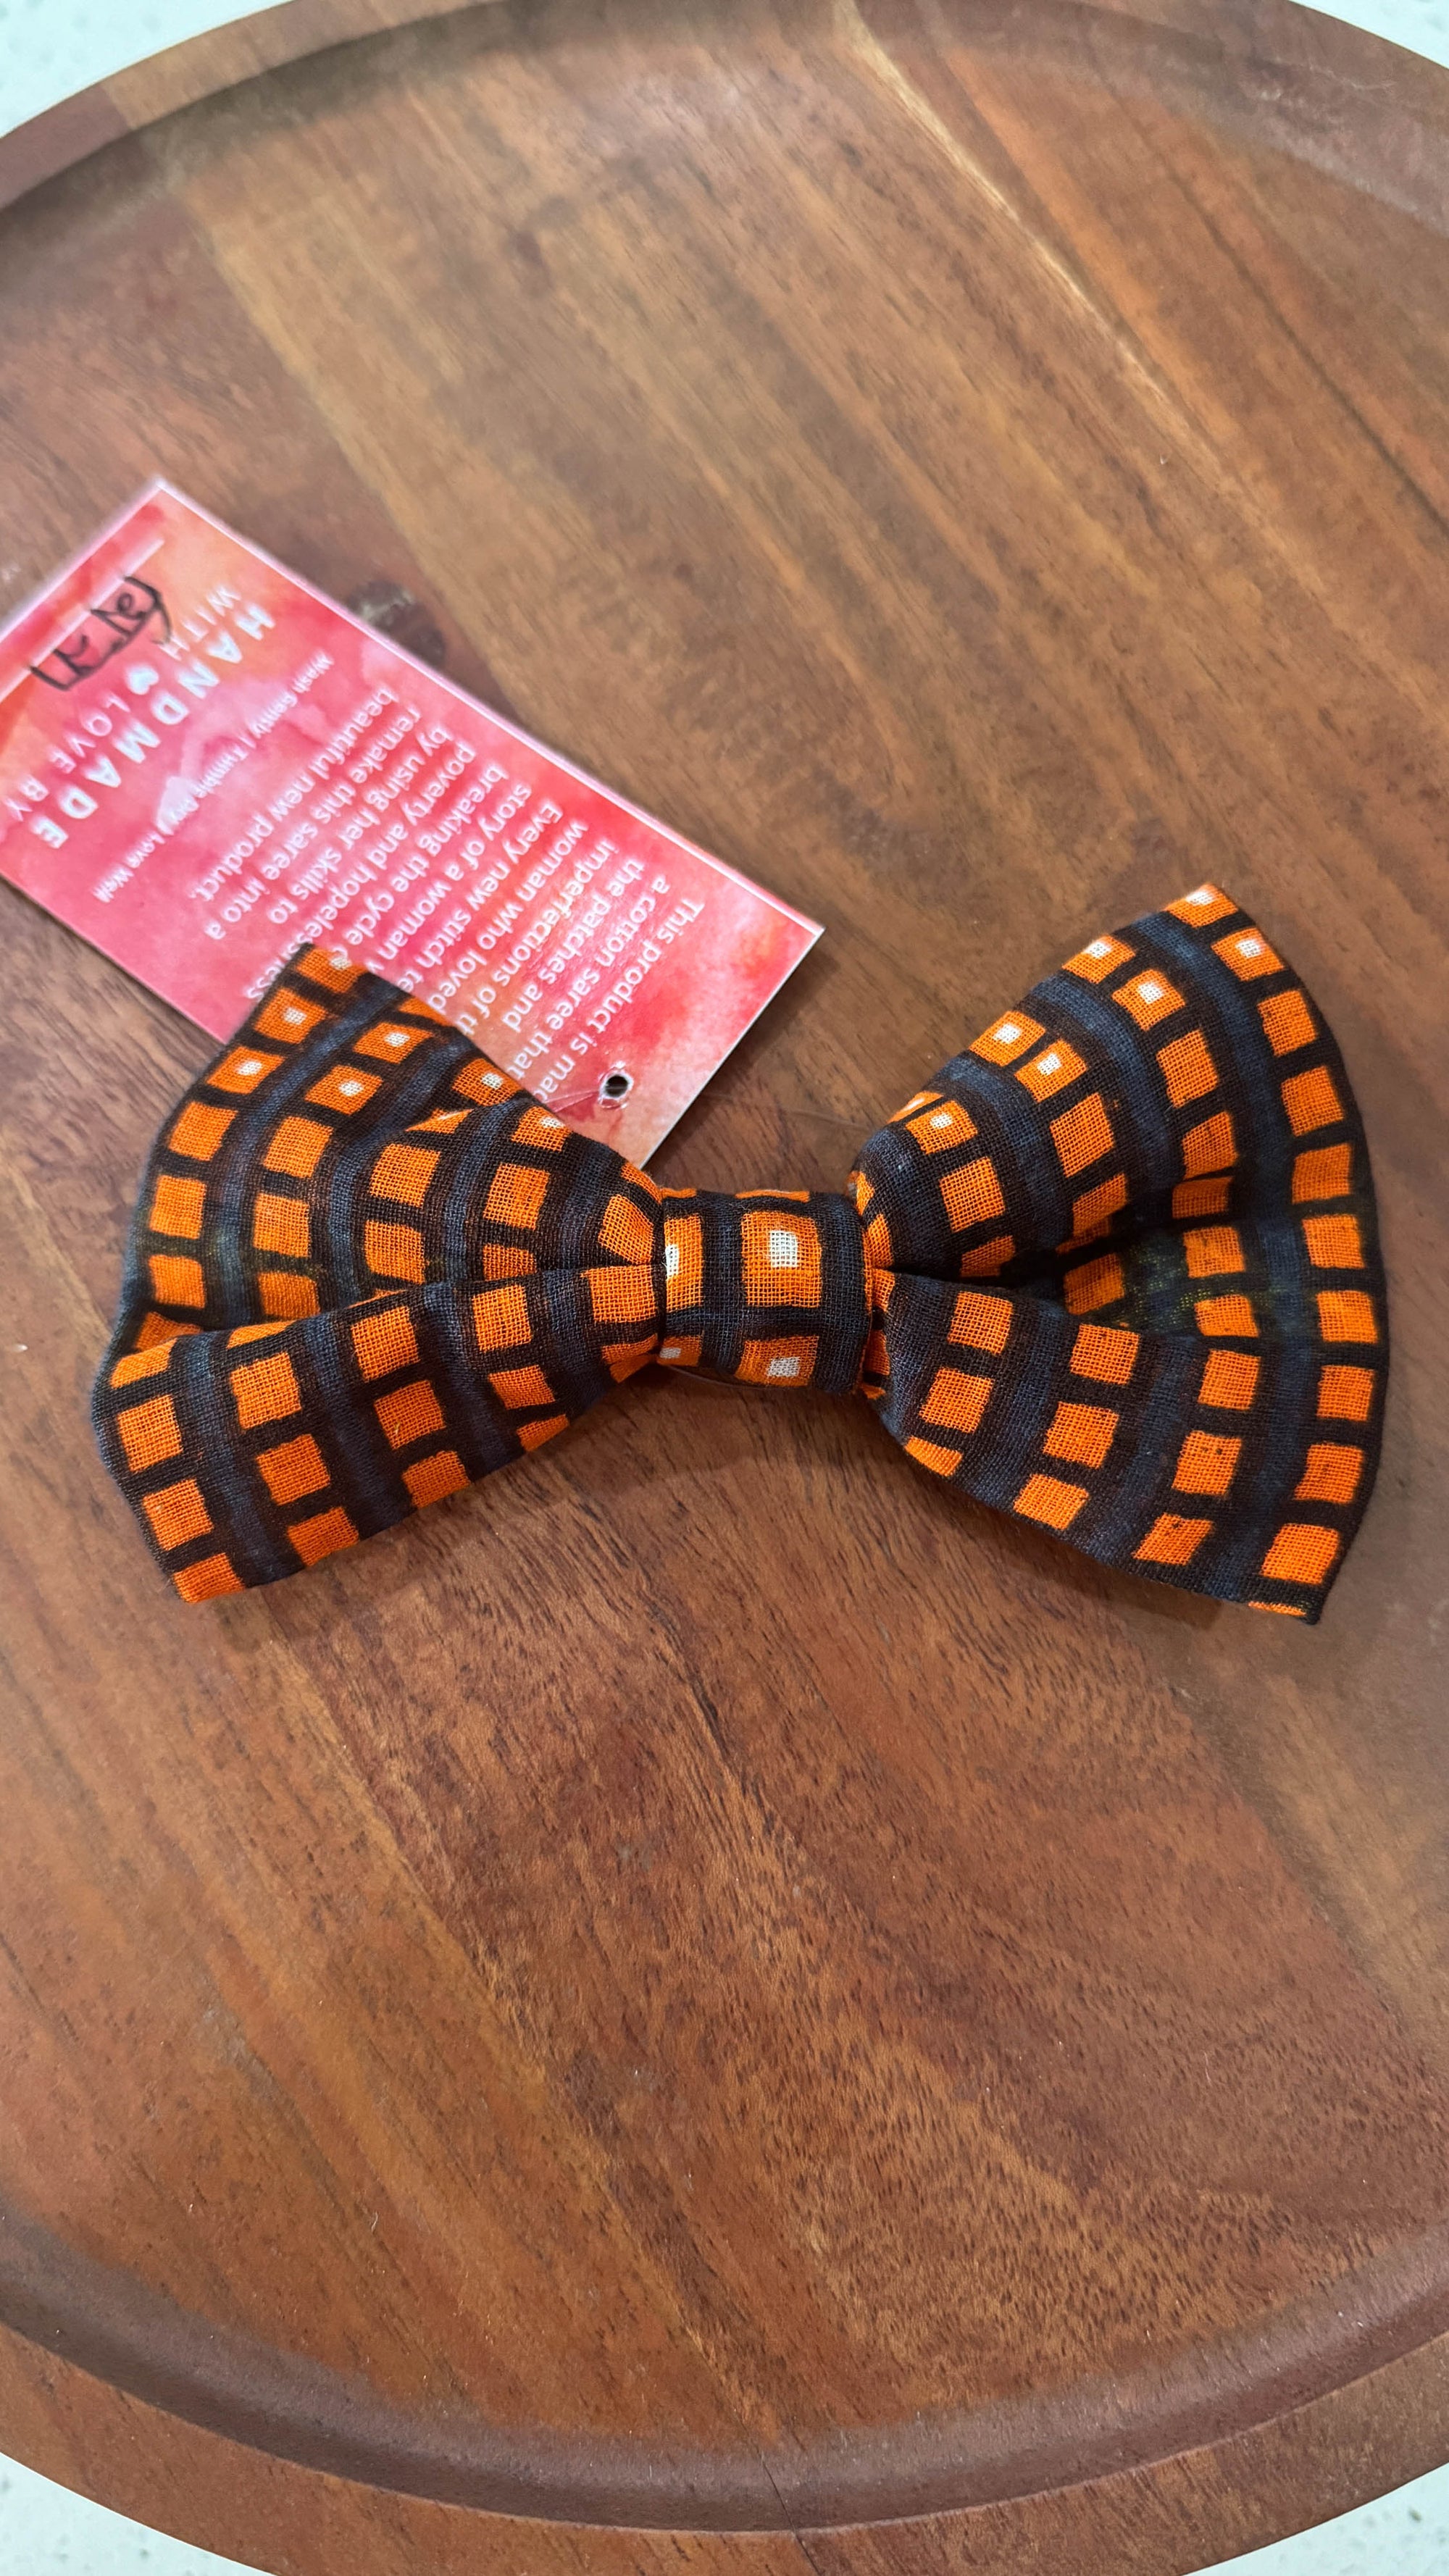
1, 5, 1446, 2572
1, 2449, 1448, 2575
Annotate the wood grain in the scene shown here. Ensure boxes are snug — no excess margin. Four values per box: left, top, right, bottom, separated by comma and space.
0, 0, 1446, 2567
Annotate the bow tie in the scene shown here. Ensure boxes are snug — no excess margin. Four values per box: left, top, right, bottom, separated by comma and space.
93, 885, 1385, 1621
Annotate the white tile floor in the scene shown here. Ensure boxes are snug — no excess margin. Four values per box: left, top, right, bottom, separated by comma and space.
1, 2448, 1448, 2576
0, 2, 291, 134
1, 3, 1447, 2570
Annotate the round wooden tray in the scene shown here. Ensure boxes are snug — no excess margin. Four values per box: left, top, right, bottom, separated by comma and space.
1, 2, 1448, 2569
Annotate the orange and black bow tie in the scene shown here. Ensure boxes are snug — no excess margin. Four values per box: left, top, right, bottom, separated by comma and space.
94, 885, 1386, 1621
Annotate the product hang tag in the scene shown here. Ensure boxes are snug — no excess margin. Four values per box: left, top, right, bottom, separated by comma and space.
0, 482, 822, 1163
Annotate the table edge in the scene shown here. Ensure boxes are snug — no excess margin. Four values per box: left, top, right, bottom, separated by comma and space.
4, 2198, 1449, 2531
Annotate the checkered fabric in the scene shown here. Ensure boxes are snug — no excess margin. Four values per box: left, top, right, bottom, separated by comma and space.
93, 885, 1386, 1619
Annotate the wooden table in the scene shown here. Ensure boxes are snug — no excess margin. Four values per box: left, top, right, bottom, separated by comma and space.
1, 1, 1447, 2569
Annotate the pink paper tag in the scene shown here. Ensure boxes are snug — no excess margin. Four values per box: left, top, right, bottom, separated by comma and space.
0, 482, 820, 1163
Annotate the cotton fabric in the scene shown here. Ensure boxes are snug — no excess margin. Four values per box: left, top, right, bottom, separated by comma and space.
93, 885, 1386, 1620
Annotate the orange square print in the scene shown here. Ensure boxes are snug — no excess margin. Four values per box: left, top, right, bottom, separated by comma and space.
149, 1253, 206, 1309
920, 1369, 993, 1434
296, 945, 360, 992
354, 1021, 435, 1063
1317, 1364, 1374, 1421
907, 1099, 977, 1153
150, 1175, 205, 1239
375, 1379, 448, 1448
1135, 1514, 1212, 1565
1261, 1523, 1341, 1586
1195, 1295, 1258, 1337
116, 1394, 183, 1471
1067, 1174, 1127, 1240
410, 1108, 471, 1137
664, 1213, 703, 1309
1016, 1039, 1087, 1102
288, 1506, 359, 1565
173, 1552, 245, 1602
971, 1011, 1043, 1066
905, 1436, 962, 1476
306, 1066, 380, 1115
255, 989, 329, 1045
742, 1211, 822, 1305
959, 1234, 1014, 1277
135, 1312, 198, 1351
601, 1193, 657, 1263
940, 1158, 1007, 1231
1172, 1177, 1231, 1220
480, 1245, 536, 1279
1214, 927, 1282, 979
169, 1101, 234, 1162
1173, 1431, 1241, 1494
511, 1104, 569, 1151
453, 1058, 518, 1105
1282, 1067, 1344, 1136
658, 1334, 702, 1368
1166, 885, 1236, 925
404, 1451, 469, 1507
1044, 1401, 1117, 1468
230, 1351, 302, 1429
1295, 1444, 1363, 1505
264, 1117, 332, 1180
488, 1365, 554, 1411
252, 1193, 309, 1259
1258, 990, 1316, 1055
1184, 1226, 1244, 1279
1114, 971, 1185, 1030
485, 1163, 550, 1231
1293, 1145, 1352, 1203
473, 1284, 530, 1350
1064, 932, 1135, 982
603, 1339, 656, 1381
1064, 1255, 1125, 1315
353, 1305, 419, 1379
1199, 1350, 1259, 1409
258, 1273, 320, 1321
209, 1046, 282, 1095
364, 1221, 425, 1284
110, 1342, 175, 1389
1157, 1032, 1219, 1108
949, 1290, 1013, 1355
517, 1415, 570, 1452
1303, 1215, 1364, 1269
1051, 1094, 1114, 1177
1012, 1473, 1089, 1531
256, 1434, 330, 1505
372, 1143, 440, 1207
1071, 1323, 1138, 1384
1182, 1113, 1235, 1177
142, 1478, 212, 1550
587, 1266, 656, 1328
738, 1337, 818, 1387
1316, 1290, 1377, 1344
863, 1212, 893, 1271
